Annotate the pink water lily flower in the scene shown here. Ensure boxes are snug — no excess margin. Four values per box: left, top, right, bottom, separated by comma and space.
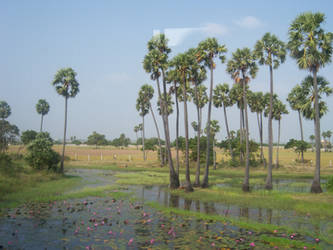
128, 238, 134, 245
150, 238, 155, 244
250, 242, 255, 247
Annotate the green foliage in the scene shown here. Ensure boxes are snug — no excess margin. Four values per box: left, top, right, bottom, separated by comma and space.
110, 133, 131, 147
0, 101, 11, 119
21, 130, 38, 145
218, 130, 259, 167
326, 176, 333, 192
52, 68, 79, 98
285, 139, 311, 158
0, 120, 19, 153
25, 132, 60, 171
86, 131, 108, 147
36, 99, 50, 116
71, 139, 82, 145
0, 153, 13, 174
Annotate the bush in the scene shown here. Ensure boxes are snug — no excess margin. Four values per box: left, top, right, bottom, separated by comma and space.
0, 153, 13, 172
25, 132, 60, 171
326, 176, 333, 192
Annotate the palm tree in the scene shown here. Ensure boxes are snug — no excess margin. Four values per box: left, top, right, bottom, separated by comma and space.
36, 99, 50, 132
326, 130, 332, 150
227, 48, 258, 192
248, 91, 267, 165
170, 52, 193, 192
309, 134, 315, 152
166, 69, 181, 173
186, 48, 207, 187
204, 120, 220, 170
301, 75, 332, 156
229, 83, 248, 163
254, 32, 286, 190
0, 101, 11, 121
134, 125, 140, 150
192, 84, 208, 186
272, 99, 289, 168
136, 88, 150, 161
196, 38, 227, 188
143, 34, 180, 189
213, 83, 235, 161
138, 84, 163, 164
287, 12, 333, 193
287, 85, 307, 162
52, 68, 79, 173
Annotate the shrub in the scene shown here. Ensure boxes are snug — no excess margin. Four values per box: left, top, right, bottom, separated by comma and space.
25, 132, 60, 171
0, 153, 13, 172
326, 176, 333, 192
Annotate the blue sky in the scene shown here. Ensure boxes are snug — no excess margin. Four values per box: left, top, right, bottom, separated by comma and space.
1, 0, 333, 143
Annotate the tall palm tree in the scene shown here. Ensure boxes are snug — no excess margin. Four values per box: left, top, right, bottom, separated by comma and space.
52, 68, 79, 173
272, 100, 289, 168
186, 48, 207, 187
214, 83, 235, 161
170, 52, 193, 192
36, 99, 50, 132
134, 125, 140, 150
287, 85, 307, 162
143, 34, 180, 189
192, 84, 208, 186
254, 32, 286, 190
287, 12, 333, 193
0, 101, 11, 121
196, 38, 227, 188
204, 120, 220, 170
138, 84, 163, 164
229, 83, 247, 163
166, 69, 181, 173
136, 88, 150, 161
227, 48, 258, 192
301, 75, 332, 156
248, 92, 267, 165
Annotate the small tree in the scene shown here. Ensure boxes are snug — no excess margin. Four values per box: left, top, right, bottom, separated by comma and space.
21, 130, 38, 145
36, 99, 50, 132
25, 132, 60, 171
0, 120, 19, 153
87, 131, 108, 148
285, 139, 311, 162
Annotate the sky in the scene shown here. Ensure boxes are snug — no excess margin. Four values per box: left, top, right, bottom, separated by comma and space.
1, 0, 333, 143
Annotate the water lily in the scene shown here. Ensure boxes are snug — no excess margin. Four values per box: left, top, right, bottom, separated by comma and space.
250, 242, 255, 247
315, 238, 320, 243
248, 231, 252, 235
273, 230, 278, 233
150, 238, 155, 244
128, 238, 133, 245
211, 242, 215, 247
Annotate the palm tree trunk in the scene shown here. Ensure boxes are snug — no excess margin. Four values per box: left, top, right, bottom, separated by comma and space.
242, 76, 250, 192
160, 71, 179, 189
150, 105, 163, 165
239, 108, 243, 163
135, 132, 138, 150
174, 81, 180, 175
60, 96, 68, 174
223, 105, 234, 160
202, 61, 214, 188
194, 82, 201, 186
142, 115, 146, 161
311, 69, 322, 193
40, 114, 44, 132
213, 137, 216, 170
183, 79, 193, 192
265, 64, 273, 190
298, 110, 304, 163
276, 119, 281, 168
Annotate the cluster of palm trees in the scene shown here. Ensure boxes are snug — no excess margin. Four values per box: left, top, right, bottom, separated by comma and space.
138, 12, 332, 193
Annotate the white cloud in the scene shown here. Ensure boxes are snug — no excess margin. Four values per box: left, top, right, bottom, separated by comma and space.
234, 16, 264, 29
153, 23, 228, 47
